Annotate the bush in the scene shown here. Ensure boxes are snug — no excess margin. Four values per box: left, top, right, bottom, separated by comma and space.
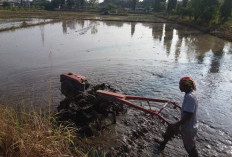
106, 3, 118, 11
159, 2, 166, 12
32, 0, 54, 11
3, 2, 11, 7
200, 5, 219, 24
220, 0, 232, 23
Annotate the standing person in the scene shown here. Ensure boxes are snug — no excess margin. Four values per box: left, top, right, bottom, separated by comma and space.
159, 76, 199, 157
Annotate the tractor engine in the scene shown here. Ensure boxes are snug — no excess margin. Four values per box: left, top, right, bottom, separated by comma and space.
60, 73, 90, 97
58, 73, 119, 136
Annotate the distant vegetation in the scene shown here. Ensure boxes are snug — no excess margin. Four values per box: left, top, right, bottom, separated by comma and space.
0, 0, 231, 25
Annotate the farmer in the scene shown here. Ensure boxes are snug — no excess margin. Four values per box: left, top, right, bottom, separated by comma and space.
158, 76, 199, 157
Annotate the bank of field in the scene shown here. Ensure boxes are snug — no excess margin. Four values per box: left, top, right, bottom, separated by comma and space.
0, 10, 96, 19
0, 10, 167, 21
154, 12, 232, 42
0, 105, 90, 157
0, 10, 167, 31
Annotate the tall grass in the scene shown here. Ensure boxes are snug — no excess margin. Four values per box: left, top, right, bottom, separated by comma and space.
0, 105, 80, 157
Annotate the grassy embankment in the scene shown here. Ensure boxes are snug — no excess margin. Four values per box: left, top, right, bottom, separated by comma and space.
0, 104, 104, 157
0, 9, 166, 22
154, 12, 232, 42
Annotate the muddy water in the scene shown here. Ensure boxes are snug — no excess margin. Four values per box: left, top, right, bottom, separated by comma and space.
0, 20, 232, 156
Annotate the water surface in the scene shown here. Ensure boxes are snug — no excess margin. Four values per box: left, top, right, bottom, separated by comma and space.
0, 18, 52, 29
0, 20, 232, 156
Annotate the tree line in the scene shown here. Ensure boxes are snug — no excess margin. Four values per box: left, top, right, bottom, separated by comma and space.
39, 0, 232, 23
29, 0, 98, 10
164, 0, 232, 24
2, 0, 231, 24
105, 0, 232, 24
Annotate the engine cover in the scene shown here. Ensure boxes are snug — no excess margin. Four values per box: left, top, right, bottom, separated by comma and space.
60, 73, 90, 97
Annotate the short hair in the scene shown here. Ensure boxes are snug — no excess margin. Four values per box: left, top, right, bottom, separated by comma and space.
179, 76, 196, 91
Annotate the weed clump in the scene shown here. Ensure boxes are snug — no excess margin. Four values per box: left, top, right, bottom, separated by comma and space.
0, 105, 80, 157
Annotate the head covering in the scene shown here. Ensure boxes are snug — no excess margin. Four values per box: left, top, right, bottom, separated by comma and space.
179, 76, 196, 91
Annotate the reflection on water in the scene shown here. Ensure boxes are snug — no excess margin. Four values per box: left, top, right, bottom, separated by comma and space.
209, 48, 224, 73
131, 23, 136, 37
39, 25, 45, 45
104, 21, 124, 27
0, 20, 232, 156
62, 20, 100, 35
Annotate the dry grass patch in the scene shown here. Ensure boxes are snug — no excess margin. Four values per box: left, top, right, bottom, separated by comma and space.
0, 105, 81, 157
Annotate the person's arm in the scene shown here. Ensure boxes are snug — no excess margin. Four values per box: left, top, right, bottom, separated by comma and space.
172, 94, 195, 129
174, 111, 193, 128
169, 112, 193, 131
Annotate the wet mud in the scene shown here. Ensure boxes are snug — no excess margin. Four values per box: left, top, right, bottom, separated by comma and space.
57, 83, 126, 137
56, 83, 189, 157
56, 82, 230, 157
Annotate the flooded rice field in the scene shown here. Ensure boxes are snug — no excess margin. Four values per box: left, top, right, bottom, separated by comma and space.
0, 19, 232, 156
0, 18, 52, 29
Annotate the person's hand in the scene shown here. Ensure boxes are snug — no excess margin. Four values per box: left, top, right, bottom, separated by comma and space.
169, 123, 176, 129
162, 123, 179, 140
169, 122, 179, 133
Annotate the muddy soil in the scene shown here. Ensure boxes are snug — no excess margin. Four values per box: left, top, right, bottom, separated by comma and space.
105, 109, 188, 157
57, 83, 125, 136
56, 83, 190, 157
73, 108, 189, 157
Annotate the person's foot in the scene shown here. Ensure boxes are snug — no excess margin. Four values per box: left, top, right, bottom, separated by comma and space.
158, 144, 165, 151
157, 141, 166, 151
188, 147, 199, 157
